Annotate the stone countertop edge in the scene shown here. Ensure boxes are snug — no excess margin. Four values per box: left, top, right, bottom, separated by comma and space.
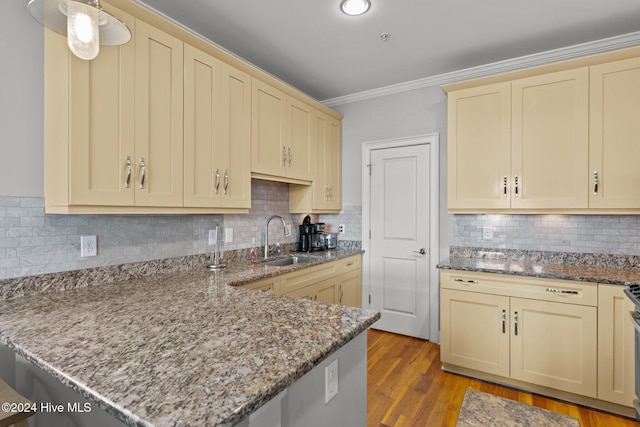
437, 247, 640, 286
0, 248, 378, 427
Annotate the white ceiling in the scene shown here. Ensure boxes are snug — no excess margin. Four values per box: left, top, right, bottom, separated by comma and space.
133, 0, 640, 102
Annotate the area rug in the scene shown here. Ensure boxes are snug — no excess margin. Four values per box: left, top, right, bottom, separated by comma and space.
456, 388, 580, 427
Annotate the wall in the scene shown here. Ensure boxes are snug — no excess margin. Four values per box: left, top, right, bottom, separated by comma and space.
328, 87, 453, 258
0, 1, 44, 197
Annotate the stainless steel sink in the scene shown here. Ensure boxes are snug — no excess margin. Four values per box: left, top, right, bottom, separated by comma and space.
262, 255, 316, 267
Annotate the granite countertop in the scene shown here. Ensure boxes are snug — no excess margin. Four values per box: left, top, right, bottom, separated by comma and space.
0, 248, 379, 426
438, 247, 640, 286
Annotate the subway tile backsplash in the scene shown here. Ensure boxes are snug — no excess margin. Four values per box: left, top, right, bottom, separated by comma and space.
0, 180, 299, 280
453, 214, 640, 255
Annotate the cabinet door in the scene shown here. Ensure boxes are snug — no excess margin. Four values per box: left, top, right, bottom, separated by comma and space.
447, 82, 511, 210
510, 297, 597, 397
134, 20, 184, 207
286, 97, 314, 181
590, 57, 640, 209
315, 280, 337, 304
183, 46, 251, 209
68, 5, 135, 206
338, 270, 361, 308
511, 68, 589, 209
251, 79, 286, 177
183, 44, 222, 207
440, 289, 510, 377
597, 284, 635, 407
218, 63, 252, 208
315, 111, 342, 210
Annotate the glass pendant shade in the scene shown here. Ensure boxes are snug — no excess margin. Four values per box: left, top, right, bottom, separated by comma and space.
28, 0, 131, 60
66, 0, 99, 60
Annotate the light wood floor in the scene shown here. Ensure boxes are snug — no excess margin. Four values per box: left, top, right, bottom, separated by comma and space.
367, 329, 640, 427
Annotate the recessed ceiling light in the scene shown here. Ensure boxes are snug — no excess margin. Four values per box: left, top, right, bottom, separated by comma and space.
340, 0, 371, 16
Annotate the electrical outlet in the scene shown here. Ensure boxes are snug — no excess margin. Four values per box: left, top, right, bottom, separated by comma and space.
338, 224, 345, 234
482, 227, 494, 240
208, 229, 217, 245
225, 227, 233, 243
80, 235, 97, 257
325, 359, 339, 403
285, 224, 292, 236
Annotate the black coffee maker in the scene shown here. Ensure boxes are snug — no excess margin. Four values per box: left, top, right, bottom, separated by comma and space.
298, 215, 314, 252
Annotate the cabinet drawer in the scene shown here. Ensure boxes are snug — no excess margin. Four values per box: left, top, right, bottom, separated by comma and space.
279, 262, 338, 294
441, 270, 597, 306
237, 276, 278, 293
336, 255, 361, 274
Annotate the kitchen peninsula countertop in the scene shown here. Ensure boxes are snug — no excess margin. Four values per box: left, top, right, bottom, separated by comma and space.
438, 247, 640, 286
0, 248, 379, 426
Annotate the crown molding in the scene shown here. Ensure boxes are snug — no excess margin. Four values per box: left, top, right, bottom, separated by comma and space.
322, 31, 640, 108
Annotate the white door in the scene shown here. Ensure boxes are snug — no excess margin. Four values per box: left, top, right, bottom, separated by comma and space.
369, 144, 431, 339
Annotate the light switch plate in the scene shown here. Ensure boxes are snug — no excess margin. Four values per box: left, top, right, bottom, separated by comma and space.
225, 228, 233, 243
208, 229, 217, 245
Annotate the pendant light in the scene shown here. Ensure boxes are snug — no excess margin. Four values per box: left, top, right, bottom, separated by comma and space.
340, 0, 371, 16
28, 0, 131, 60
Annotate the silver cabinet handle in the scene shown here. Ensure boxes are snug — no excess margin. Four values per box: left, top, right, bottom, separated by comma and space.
325, 185, 329, 201
288, 147, 292, 167
125, 156, 132, 188
503, 176, 508, 197
328, 184, 332, 201
453, 278, 478, 284
340, 285, 344, 303
514, 311, 518, 336
224, 170, 229, 195
593, 171, 598, 196
514, 175, 519, 198
139, 158, 146, 189
413, 248, 427, 255
215, 169, 220, 194
502, 309, 506, 334
282, 146, 287, 167
546, 287, 579, 295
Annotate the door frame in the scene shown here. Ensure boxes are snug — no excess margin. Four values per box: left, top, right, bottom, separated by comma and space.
361, 133, 440, 342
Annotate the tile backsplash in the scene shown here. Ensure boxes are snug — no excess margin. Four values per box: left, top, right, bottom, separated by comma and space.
453, 214, 640, 255
0, 180, 303, 280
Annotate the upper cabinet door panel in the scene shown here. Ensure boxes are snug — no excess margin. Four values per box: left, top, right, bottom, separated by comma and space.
134, 20, 184, 207
218, 63, 252, 208
447, 82, 512, 210
286, 97, 314, 181
511, 68, 589, 209
68, 5, 135, 206
590, 57, 640, 209
251, 79, 286, 177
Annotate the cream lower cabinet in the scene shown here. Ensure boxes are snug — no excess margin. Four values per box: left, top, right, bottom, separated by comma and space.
597, 284, 636, 407
239, 255, 361, 307
183, 45, 251, 209
440, 270, 597, 398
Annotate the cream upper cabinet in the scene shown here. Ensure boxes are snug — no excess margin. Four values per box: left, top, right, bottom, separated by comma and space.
589, 57, 640, 209
134, 20, 184, 207
290, 110, 343, 213
597, 284, 635, 407
183, 45, 251, 209
511, 68, 589, 209
447, 68, 589, 212
45, 3, 136, 211
251, 79, 314, 184
447, 82, 511, 210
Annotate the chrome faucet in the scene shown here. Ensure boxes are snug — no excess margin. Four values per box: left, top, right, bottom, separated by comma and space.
264, 215, 290, 259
